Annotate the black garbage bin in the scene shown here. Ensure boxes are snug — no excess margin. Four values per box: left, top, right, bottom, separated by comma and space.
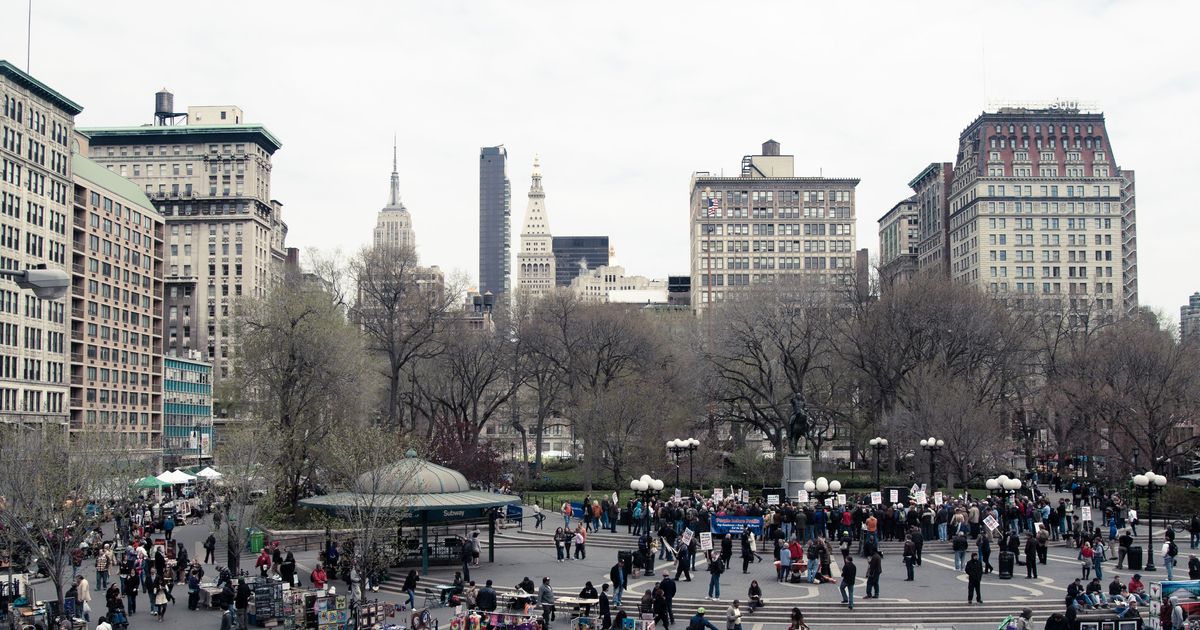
618, 550, 634, 577
1127, 545, 1143, 571
998, 551, 1015, 579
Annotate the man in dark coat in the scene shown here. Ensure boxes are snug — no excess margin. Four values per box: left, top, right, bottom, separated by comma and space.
658, 573, 676, 624
965, 552, 983, 604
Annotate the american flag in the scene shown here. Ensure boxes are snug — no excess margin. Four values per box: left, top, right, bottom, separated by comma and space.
706, 197, 720, 217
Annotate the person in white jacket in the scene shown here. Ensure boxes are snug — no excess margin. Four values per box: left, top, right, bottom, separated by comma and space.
726, 600, 743, 630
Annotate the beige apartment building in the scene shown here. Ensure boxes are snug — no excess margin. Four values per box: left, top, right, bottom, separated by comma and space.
0, 61, 78, 428
79, 94, 288, 380
944, 107, 1137, 317
569, 263, 666, 303
877, 196, 918, 289
516, 157, 555, 301
69, 147, 164, 453
689, 140, 860, 308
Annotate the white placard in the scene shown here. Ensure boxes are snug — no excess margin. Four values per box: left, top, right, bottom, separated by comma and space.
934, 492, 944, 506
797, 490, 809, 503
914, 491, 927, 505
674, 488, 682, 500
824, 497, 834, 507
679, 529, 694, 546
741, 490, 750, 503
870, 491, 882, 505
983, 515, 1000, 531
699, 532, 713, 550
910, 484, 920, 495
713, 489, 724, 502
767, 494, 780, 505
1080, 506, 1092, 523
836, 493, 847, 507
889, 489, 899, 504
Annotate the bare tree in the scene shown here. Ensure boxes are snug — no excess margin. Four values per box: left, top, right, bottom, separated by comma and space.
349, 245, 462, 427
215, 421, 267, 573
0, 426, 133, 615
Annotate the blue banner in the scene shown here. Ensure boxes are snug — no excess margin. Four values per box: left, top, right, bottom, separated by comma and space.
710, 516, 764, 535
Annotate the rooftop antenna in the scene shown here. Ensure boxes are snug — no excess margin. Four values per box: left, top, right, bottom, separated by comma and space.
26, 0, 32, 72
981, 35, 989, 109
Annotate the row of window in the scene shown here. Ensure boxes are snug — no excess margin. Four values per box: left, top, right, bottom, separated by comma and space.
0, 387, 65, 413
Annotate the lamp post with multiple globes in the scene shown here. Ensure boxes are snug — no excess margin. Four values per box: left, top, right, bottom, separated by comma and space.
803, 476, 843, 512
919, 437, 944, 492
666, 438, 700, 491
629, 474, 665, 536
868, 437, 889, 488
986, 475, 1023, 537
1132, 470, 1167, 571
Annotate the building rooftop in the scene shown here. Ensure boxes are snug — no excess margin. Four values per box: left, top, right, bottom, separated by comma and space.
877, 196, 917, 224
0, 60, 83, 115
691, 173, 860, 185
79, 123, 282, 152
72, 153, 159, 213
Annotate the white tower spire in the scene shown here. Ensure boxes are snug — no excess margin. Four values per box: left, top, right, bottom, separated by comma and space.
517, 155, 555, 299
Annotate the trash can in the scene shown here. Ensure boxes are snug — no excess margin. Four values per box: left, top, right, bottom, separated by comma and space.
998, 550, 1015, 579
1127, 545, 1143, 571
247, 528, 264, 553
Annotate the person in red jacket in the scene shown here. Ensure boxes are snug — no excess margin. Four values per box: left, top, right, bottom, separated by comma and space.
310, 564, 328, 590
255, 548, 271, 577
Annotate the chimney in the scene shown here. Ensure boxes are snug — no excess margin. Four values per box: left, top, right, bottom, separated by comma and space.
762, 139, 780, 156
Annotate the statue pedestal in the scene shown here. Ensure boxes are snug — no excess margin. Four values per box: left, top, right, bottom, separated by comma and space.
783, 455, 813, 500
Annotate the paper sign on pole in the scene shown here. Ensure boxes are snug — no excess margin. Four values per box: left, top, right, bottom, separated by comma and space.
871, 491, 882, 505
914, 491, 927, 505
824, 497, 834, 507
713, 488, 724, 502
679, 529, 694, 546
741, 490, 750, 503
797, 490, 809, 503
699, 532, 713, 550
1080, 506, 1092, 522
983, 515, 1000, 531
836, 494, 847, 507
889, 489, 899, 504
934, 492, 944, 506
767, 494, 780, 505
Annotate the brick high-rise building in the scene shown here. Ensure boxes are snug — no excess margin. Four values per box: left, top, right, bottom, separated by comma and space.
0, 60, 80, 428
689, 140, 860, 308
69, 146, 164, 455
941, 106, 1137, 317
79, 92, 288, 379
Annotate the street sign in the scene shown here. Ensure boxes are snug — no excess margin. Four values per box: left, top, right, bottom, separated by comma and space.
699, 532, 713, 550
871, 491, 882, 505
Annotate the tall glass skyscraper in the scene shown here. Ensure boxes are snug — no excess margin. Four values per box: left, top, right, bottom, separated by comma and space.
479, 146, 510, 298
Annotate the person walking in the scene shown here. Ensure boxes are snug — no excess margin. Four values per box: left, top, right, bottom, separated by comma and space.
706, 555, 725, 600
864, 549, 881, 599
903, 534, 916, 581
1024, 534, 1039, 579
562, 501, 573, 529
977, 531, 993, 573
839, 556, 856, 609
235, 578, 252, 630
674, 540, 692, 582
659, 573, 677, 625
1080, 541, 1094, 580
154, 583, 169, 622
574, 527, 587, 560
610, 561, 626, 606
95, 544, 112, 592
966, 552, 983, 604
402, 570, 419, 611
1163, 538, 1178, 581
953, 532, 968, 571
599, 584, 612, 630
688, 608, 720, 630
203, 533, 216, 565
539, 577, 556, 627
725, 600, 743, 630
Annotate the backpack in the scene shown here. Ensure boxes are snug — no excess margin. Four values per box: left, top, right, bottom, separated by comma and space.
1168, 541, 1178, 557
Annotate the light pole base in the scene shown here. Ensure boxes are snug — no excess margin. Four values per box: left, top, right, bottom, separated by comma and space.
783, 455, 813, 500
1143, 562, 1156, 571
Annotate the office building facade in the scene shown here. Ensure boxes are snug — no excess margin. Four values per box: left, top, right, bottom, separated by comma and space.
1181, 292, 1200, 341
877, 196, 918, 289
552, 236, 608, 286
689, 140, 860, 308
69, 149, 164, 452
569, 264, 666, 303
80, 95, 287, 379
163, 353, 213, 466
516, 158, 555, 300
942, 107, 1137, 317
479, 146, 510, 299
911, 163, 953, 276
0, 61, 80, 427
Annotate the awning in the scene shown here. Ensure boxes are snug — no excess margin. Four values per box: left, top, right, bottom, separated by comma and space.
299, 490, 519, 521
133, 476, 172, 489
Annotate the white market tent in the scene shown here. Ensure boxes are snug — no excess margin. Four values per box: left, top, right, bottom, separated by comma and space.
156, 469, 197, 485
196, 466, 222, 480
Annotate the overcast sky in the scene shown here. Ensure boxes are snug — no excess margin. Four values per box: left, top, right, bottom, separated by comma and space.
4, 1, 1197, 317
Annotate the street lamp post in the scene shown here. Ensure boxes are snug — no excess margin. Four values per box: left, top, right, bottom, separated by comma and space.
1133, 470, 1167, 571
868, 437, 888, 489
803, 476, 843, 519
919, 438, 944, 492
987, 475, 1023, 537
0, 266, 70, 300
629, 475, 664, 537
666, 438, 700, 491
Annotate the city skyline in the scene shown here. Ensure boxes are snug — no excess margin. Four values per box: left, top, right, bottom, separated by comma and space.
5, 2, 1196, 316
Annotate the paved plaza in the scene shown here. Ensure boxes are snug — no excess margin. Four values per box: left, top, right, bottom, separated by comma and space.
28, 496, 1180, 630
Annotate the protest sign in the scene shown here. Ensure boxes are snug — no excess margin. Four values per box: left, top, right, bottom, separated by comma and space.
871, 491, 882, 505
699, 532, 713, 550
